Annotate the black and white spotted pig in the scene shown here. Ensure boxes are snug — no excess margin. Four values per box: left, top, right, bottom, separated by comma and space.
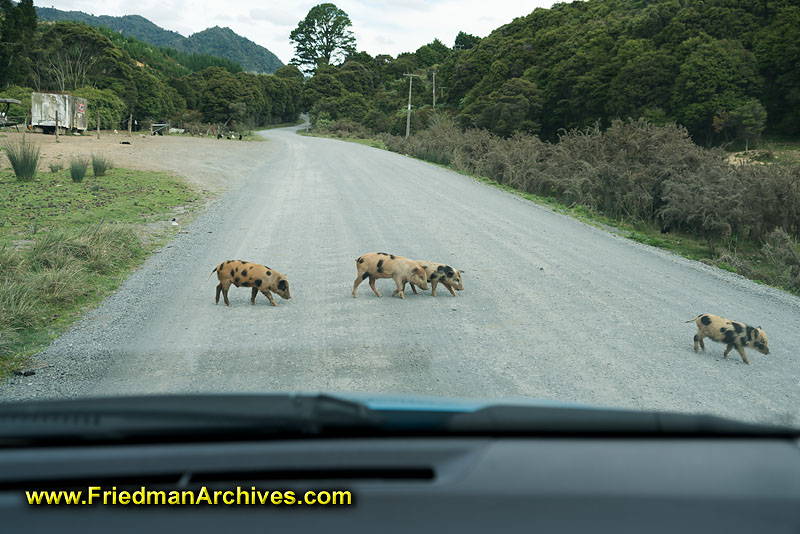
392, 261, 464, 297
352, 252, 428, 299
687, 313, 769, 365
210, 260, 290, 307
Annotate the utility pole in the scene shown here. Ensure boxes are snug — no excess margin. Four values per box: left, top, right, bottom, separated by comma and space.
403, 73, 421, 138
432, 71, 436, 109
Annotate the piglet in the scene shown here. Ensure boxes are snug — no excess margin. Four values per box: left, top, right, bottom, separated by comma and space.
210, 260, 290, 307
687, 313, 769, 365
352, 252, 428, 300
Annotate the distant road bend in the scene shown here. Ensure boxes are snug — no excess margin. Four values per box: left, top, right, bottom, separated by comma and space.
2, 123, 799, 428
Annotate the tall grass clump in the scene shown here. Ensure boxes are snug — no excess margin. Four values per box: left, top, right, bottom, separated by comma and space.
70, 157, 89, 182
3, 135, 40, 181
28, 224, 142, 275
0, 245, 39, 358
91, 154, 112, 176
1, 224, 144, 365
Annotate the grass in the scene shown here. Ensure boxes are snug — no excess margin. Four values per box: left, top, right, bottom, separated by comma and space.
0, 166, 201, 378
0, 167, 195, 245
3, 135, 40, 181
70, 157, 89, 182
91, 154, 112, 176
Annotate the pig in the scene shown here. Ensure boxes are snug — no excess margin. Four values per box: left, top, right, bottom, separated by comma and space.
209, 260, 290, 307
392, 261, 464, 297
352, 252, 429, 299
686, 313, 769, 365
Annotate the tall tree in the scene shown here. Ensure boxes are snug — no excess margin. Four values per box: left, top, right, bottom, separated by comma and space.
289, 3, 356, 73
0, 0, 37, 86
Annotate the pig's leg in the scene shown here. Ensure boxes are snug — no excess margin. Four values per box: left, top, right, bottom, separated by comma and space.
723, 344, 733, 359
251, 287, 258, 305
392, 282, 407, 297
216, 283, 223, 304
369, 276, 382, 297
352, 271, 369, 298
445, 282, 457, 296
693, 333, 704, 352
735, 345, 750, 365
410, 283, 418, 295
430, 279, 439, 297
263, 289, 277, 307
221, 281, 231, 307
393, 275, 406, 299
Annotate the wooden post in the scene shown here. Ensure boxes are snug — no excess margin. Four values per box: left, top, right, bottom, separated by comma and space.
55, 110, 59, 142
128, 114, 132, 137
97, 109, 101, 139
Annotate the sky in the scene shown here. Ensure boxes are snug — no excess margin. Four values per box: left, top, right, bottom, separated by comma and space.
35, 0, 559, 64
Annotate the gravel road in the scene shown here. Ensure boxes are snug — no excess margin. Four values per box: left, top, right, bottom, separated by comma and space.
2, 124, 799, 427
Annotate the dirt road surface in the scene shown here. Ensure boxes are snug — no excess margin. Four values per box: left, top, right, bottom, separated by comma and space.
2, 125, 799, 428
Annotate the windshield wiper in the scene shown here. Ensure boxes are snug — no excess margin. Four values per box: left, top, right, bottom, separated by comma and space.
0, 394, 382, 446
0, 394, 794, 447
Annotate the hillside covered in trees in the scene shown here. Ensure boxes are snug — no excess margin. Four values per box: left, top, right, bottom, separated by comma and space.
302, 0, 799, 146
35, 6, 284, 74
0, 2, 301, 132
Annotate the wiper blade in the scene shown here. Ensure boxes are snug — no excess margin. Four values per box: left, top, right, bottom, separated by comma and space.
0, 394, 382, 445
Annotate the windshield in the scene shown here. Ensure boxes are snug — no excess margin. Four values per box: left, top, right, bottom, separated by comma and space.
1, 0, 798, 432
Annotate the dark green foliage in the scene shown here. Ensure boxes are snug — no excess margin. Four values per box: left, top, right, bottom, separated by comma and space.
290, 3, 356, 73
0, 0, 37, 86
454, 32, 480, 51
181, 26, 282, 74
72, 87, 127, 130
0, 85, 32, 118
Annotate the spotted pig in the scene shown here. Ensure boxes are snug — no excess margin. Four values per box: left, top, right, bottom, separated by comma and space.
352, 252, 428, 300
687, 313, 769, 365
210, 260, 290, 307
392, 260, 464, 297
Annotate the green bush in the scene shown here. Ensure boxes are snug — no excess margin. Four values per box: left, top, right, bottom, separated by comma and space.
49, 163, 63, 173
91, 154, 112, 176
3, 135, 40, 182
70, 157, 89, 182
72, 87, 127, 130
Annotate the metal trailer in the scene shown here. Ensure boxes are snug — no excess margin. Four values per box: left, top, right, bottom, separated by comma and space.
30, 92, 88, 133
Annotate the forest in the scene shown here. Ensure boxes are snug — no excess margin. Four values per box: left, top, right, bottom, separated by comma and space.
301, 0, 799, 146
0, 1, 302, 132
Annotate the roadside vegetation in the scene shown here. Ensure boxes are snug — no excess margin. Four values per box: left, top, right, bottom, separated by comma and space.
0, 155, 199, 377
307, 117, 800, 296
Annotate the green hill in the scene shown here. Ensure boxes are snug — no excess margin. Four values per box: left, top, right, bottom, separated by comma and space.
34, 6, 283, 73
